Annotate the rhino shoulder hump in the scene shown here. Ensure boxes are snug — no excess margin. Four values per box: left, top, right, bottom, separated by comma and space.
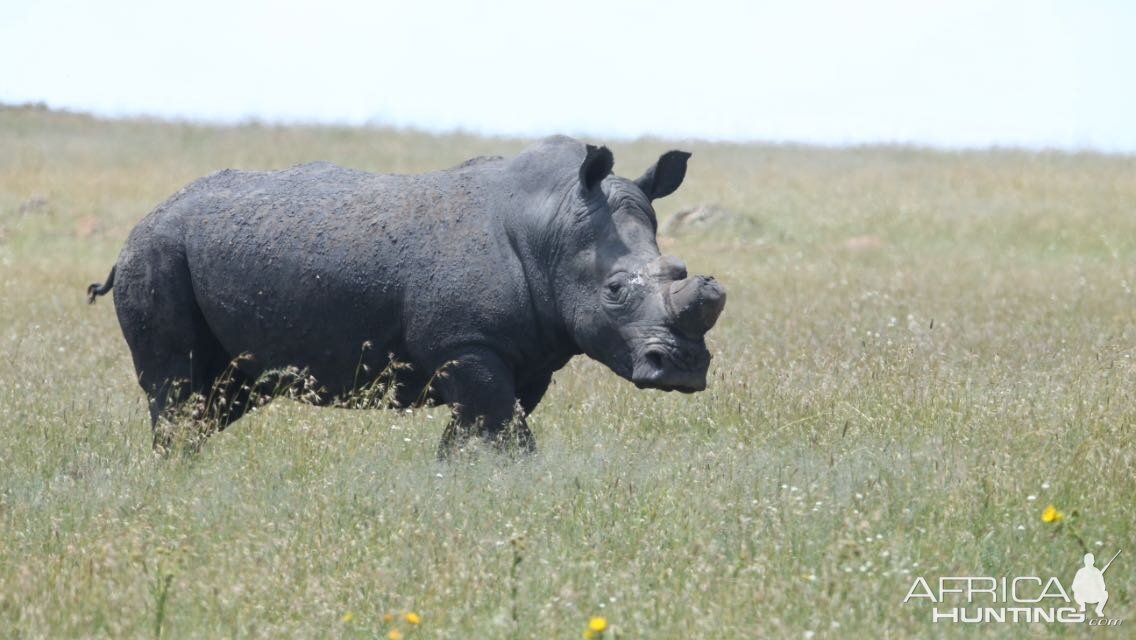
452, 155, 505, 170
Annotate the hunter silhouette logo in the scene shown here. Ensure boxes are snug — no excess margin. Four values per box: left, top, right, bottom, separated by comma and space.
1073, 550, 1120, 617
903, 549, 1124, 626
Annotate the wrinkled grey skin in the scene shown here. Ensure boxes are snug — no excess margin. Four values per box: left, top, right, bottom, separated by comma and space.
88, 136, 726, 456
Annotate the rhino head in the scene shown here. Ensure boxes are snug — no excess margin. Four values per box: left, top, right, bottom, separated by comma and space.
555, 144, 726, 393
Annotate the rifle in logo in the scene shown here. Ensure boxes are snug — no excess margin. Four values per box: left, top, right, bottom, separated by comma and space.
1102, 549, 1122, 574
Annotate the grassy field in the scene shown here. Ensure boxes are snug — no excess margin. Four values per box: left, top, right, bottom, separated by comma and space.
1, 105, 1133, 638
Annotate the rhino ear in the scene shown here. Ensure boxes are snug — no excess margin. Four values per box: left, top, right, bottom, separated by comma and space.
635, 150, 691, 200
579, 144, 614, 194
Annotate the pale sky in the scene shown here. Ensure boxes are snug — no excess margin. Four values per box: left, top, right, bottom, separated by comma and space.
2, 0, 1134, 151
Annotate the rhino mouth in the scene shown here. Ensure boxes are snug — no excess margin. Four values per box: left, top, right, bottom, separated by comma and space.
630, 337, 712, 393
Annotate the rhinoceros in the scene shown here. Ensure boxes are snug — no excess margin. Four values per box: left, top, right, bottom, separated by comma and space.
87, 136, 726, 455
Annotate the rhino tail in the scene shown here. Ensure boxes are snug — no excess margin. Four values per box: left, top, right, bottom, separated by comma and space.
87, 265, 116, 304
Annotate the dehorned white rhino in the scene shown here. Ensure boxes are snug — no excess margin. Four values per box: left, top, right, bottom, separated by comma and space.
88, 136, 726, 456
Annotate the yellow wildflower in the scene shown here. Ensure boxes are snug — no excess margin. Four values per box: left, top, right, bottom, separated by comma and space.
1041, 505, 1064, 523
388, 630, 403, 640
341, 611, 354, 624
383, 612, 396, 623
584, 631, 596, 640
405, 611, 422, 625
589, 616, 608, 633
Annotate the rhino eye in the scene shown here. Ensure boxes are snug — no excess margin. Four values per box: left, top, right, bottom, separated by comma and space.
603, 277, 629, 305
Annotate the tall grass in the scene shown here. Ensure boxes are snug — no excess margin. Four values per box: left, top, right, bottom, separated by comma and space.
1, 106, 1133, 638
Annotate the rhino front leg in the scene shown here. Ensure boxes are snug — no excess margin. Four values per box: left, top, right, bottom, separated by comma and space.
434, 347, 534, 459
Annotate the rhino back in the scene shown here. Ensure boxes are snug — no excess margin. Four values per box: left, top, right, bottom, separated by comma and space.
143, 161, 534, 390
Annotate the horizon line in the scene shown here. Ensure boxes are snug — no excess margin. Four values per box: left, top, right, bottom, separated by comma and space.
5, 101, 1133, 159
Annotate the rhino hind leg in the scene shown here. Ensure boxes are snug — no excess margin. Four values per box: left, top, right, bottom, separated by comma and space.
114, 240, 255, 452
139, 323, 257, 453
